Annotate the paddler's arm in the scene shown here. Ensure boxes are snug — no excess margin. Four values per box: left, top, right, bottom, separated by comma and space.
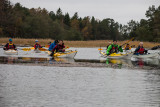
34, 44, 36, 49
52, 45, 58, 52
134, 47, 139, 53
3, 43, 8, 50
106, 45, 112, 55
39, 44, 42, 48
13, 44, 17, 50
48, 43, 53, 51
50, 45, 57, 56
118, 45, 123, 52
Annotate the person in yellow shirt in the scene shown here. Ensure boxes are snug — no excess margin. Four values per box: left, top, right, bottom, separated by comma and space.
124, 44, 131, 50
3, 38, 17, 50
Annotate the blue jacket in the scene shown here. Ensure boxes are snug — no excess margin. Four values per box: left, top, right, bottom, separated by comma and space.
48, 41, 57, 51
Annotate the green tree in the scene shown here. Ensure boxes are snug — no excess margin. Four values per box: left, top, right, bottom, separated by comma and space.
64, 13, 71, 27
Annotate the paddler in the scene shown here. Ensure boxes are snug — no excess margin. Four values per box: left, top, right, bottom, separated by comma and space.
134, 42, 147, 55
3, 38, 17, 50
34, 40, 42, 50
48, 40, 59, 51
106, 40, 123, 55
124, 43, 131, 50
50, 40, 65, 56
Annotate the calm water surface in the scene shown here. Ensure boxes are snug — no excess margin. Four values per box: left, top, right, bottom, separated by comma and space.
0, 47, 160, 107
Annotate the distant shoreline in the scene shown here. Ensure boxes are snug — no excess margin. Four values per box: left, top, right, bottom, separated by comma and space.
0, 38, 159, 48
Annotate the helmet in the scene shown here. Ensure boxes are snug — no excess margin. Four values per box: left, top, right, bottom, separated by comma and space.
9, 38, 12, 42
35, 40, 38, 42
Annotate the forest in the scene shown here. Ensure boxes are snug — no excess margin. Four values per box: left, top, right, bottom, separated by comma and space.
0, 0, 160, 42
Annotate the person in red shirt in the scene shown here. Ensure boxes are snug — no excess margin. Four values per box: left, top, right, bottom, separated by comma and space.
34, 40, 42, 50
50, 40, 65, 56
134, 42, 147, 55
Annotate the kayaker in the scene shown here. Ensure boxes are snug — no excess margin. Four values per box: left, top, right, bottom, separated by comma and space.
34, 40, 42, 50
134, 42, 147, 55
3, 38, 17, 50
50, 40, 65, 56
48, 40, 59, 51
106, 40, 123, 55
124, 44, 131, 50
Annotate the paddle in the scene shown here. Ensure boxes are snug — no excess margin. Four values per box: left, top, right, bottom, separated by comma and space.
22, 47, 47, 51
131, 45, 135, 48
120, 37, 135, 47
98, 37, 135, 51
21, 48, 31, 51
150, 45, 160, 50
45, 45, 49, 48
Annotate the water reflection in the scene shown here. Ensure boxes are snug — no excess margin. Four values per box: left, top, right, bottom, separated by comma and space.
0, 56, 74, 65
106, 58, 160, 69
106, 59, 123, 69
0, 56, 159, 69
75, 58, 160, 69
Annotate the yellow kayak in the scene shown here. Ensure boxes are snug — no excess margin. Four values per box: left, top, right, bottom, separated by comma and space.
100, 51, 133, 59
47, 50, 77, 58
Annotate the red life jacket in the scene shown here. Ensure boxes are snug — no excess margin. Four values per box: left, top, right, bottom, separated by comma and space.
53, 44, 65, 52
110, 44, 118, 53
137, 47, 145, 54
34, 44, 41, 49
7, 43, 14, 49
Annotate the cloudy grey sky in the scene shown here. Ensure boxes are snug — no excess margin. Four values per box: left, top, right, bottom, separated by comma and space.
10, 0, 160, 25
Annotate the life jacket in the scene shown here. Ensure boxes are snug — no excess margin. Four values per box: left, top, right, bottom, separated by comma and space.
124, 45, 131, 50
56, 44, 65, 52
137, 47, 145, 54
7, 43, 14, 49
110, 44, 118, 53
34, 44, 41, 49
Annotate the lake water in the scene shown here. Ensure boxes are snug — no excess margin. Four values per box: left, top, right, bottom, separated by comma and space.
0, 47, 160, 107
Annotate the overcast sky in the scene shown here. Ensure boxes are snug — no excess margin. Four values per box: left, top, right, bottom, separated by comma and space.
10, 0, 160, 25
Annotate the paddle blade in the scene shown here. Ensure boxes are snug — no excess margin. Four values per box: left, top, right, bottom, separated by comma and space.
45, 45, 49, 48
22, 48, 31, 51
151, 45, 160, 50
39, 48, 47, 51
131, 37, 135, 41
31, 47, 35, 50
98, 48, 103, 51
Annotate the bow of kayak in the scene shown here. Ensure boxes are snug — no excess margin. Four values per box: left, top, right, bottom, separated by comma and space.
46, 50, 77, 58
132, 52, 160, 59
34, 49, 41, 53
100, 51, 133, 59
4, 50, 18, 55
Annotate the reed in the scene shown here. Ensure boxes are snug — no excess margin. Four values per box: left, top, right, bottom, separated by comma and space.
0, 38, 159, 48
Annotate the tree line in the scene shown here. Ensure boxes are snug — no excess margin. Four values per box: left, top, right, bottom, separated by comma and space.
0, 0, 160, 42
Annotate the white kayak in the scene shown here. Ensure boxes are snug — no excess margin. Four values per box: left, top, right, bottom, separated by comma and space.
4, 50, 18, 55
34, 49, 41, 53
132, 52, 160, 59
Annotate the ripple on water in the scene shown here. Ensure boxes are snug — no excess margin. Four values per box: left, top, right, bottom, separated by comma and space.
0, 64, 160, 107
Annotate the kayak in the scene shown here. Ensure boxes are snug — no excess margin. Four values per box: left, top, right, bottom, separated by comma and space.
100, 51, 133, 59
132, 52, 160, 59
47, 50, 77, 58
34, 49, 41, 53
4, 50, 18, 55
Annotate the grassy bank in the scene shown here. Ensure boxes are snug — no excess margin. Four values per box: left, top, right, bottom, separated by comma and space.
0, 38, 159, 48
